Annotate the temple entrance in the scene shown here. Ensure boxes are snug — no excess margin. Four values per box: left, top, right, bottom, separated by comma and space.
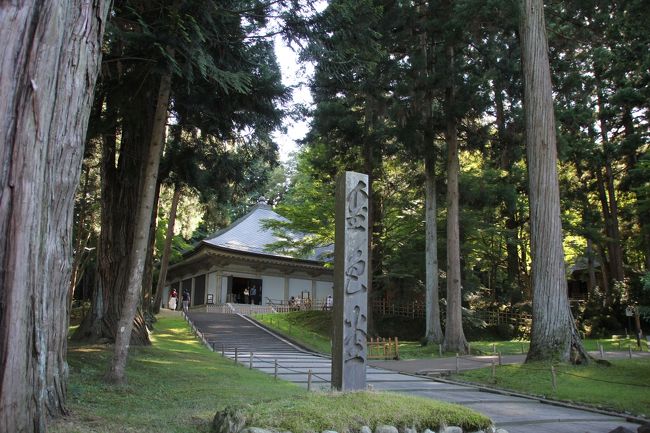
230, 277, 262, 305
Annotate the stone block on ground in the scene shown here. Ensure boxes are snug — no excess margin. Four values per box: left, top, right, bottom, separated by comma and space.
241, 428, 274, 433
375, 425, 399, 433
607, 427, 635, 433
212, 407, 247, 433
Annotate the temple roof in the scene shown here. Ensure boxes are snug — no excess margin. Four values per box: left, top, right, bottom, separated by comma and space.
200, 203, 330, 262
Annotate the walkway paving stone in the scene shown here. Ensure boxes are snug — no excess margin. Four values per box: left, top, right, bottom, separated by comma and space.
187, 312, 644, 433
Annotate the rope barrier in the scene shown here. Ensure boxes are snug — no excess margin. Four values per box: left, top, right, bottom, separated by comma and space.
249, 353, 331, 383
457, 355, 499, 364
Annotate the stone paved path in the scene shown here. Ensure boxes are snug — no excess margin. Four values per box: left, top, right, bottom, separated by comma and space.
187, 312, 644, 433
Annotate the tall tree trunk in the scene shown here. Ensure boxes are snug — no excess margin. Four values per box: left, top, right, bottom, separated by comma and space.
495, 81, 521, 303
142, 181, 161, 316
417, 3, 443, 343
74, 74, 151, 345
153, 183, 182, 314
69, 163, 94, 306
0, 2, 110, 431
595, 78, 625, 284
106, 65, 173, 384
424, 154, 444, 343
520, 0, 588, 363
442, 49, 468, 354
593, 166, 613, 302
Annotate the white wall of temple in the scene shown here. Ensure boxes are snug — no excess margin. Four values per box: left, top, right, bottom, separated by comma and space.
161, 285, 170, 308
261, 276, 284, 304
315, 280, 333, 300
220, 274, 228, 303
207, 272, 219, 304
289, 278, 312, 299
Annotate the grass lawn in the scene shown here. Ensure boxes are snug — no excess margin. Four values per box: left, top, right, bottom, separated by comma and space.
243, 392, 490, 433
253, 311, 333, 354
453, 359, 650, 418
52, 312, 490, 433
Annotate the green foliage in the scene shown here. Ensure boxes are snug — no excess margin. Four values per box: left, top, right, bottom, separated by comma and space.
262, 148, 336, 260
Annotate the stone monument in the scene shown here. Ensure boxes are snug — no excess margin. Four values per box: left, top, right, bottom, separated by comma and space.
332, 171, 369, 391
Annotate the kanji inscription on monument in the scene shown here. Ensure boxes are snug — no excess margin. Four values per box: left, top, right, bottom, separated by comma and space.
332, 171, 369, 391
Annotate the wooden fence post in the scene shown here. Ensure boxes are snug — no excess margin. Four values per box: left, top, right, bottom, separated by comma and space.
551, 365, 557, 392
235, 347, 238, 364
599, 343, 604, 359
307, 369, 312, 391
395, 337, 400, 359
455, 353, 459, 374
249, 352, 253, 369
274, 360, 278, 380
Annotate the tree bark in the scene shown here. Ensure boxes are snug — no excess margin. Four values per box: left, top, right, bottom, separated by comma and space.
142, 181, 162, 316
519, 0, 588, 363
442, 49, 468, 354
106, 64, 173, 384
424, 154, 444, 343
0, 1, 110, 431
153, 183, 182, 314
495, 80, 521, 302
593, 166, 613, 301
594, 77, 625, 285
74, 73, 152, 345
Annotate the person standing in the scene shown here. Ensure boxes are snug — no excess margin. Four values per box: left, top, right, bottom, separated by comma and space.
182, 289, 190, 313
324, 295, 333, 311
250, 285, 257, 305
169, 288, 178, 310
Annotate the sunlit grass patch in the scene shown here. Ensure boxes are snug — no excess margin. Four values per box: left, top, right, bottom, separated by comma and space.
454, 359, 650, 417
242, 391, 491, 433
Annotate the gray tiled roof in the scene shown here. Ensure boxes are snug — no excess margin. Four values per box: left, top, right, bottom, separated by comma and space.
203, 204, 331, 261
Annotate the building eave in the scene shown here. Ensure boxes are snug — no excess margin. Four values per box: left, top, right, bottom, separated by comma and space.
166, 242, 332, 283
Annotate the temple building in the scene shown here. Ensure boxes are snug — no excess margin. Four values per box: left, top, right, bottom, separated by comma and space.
163, 202, 333, 309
